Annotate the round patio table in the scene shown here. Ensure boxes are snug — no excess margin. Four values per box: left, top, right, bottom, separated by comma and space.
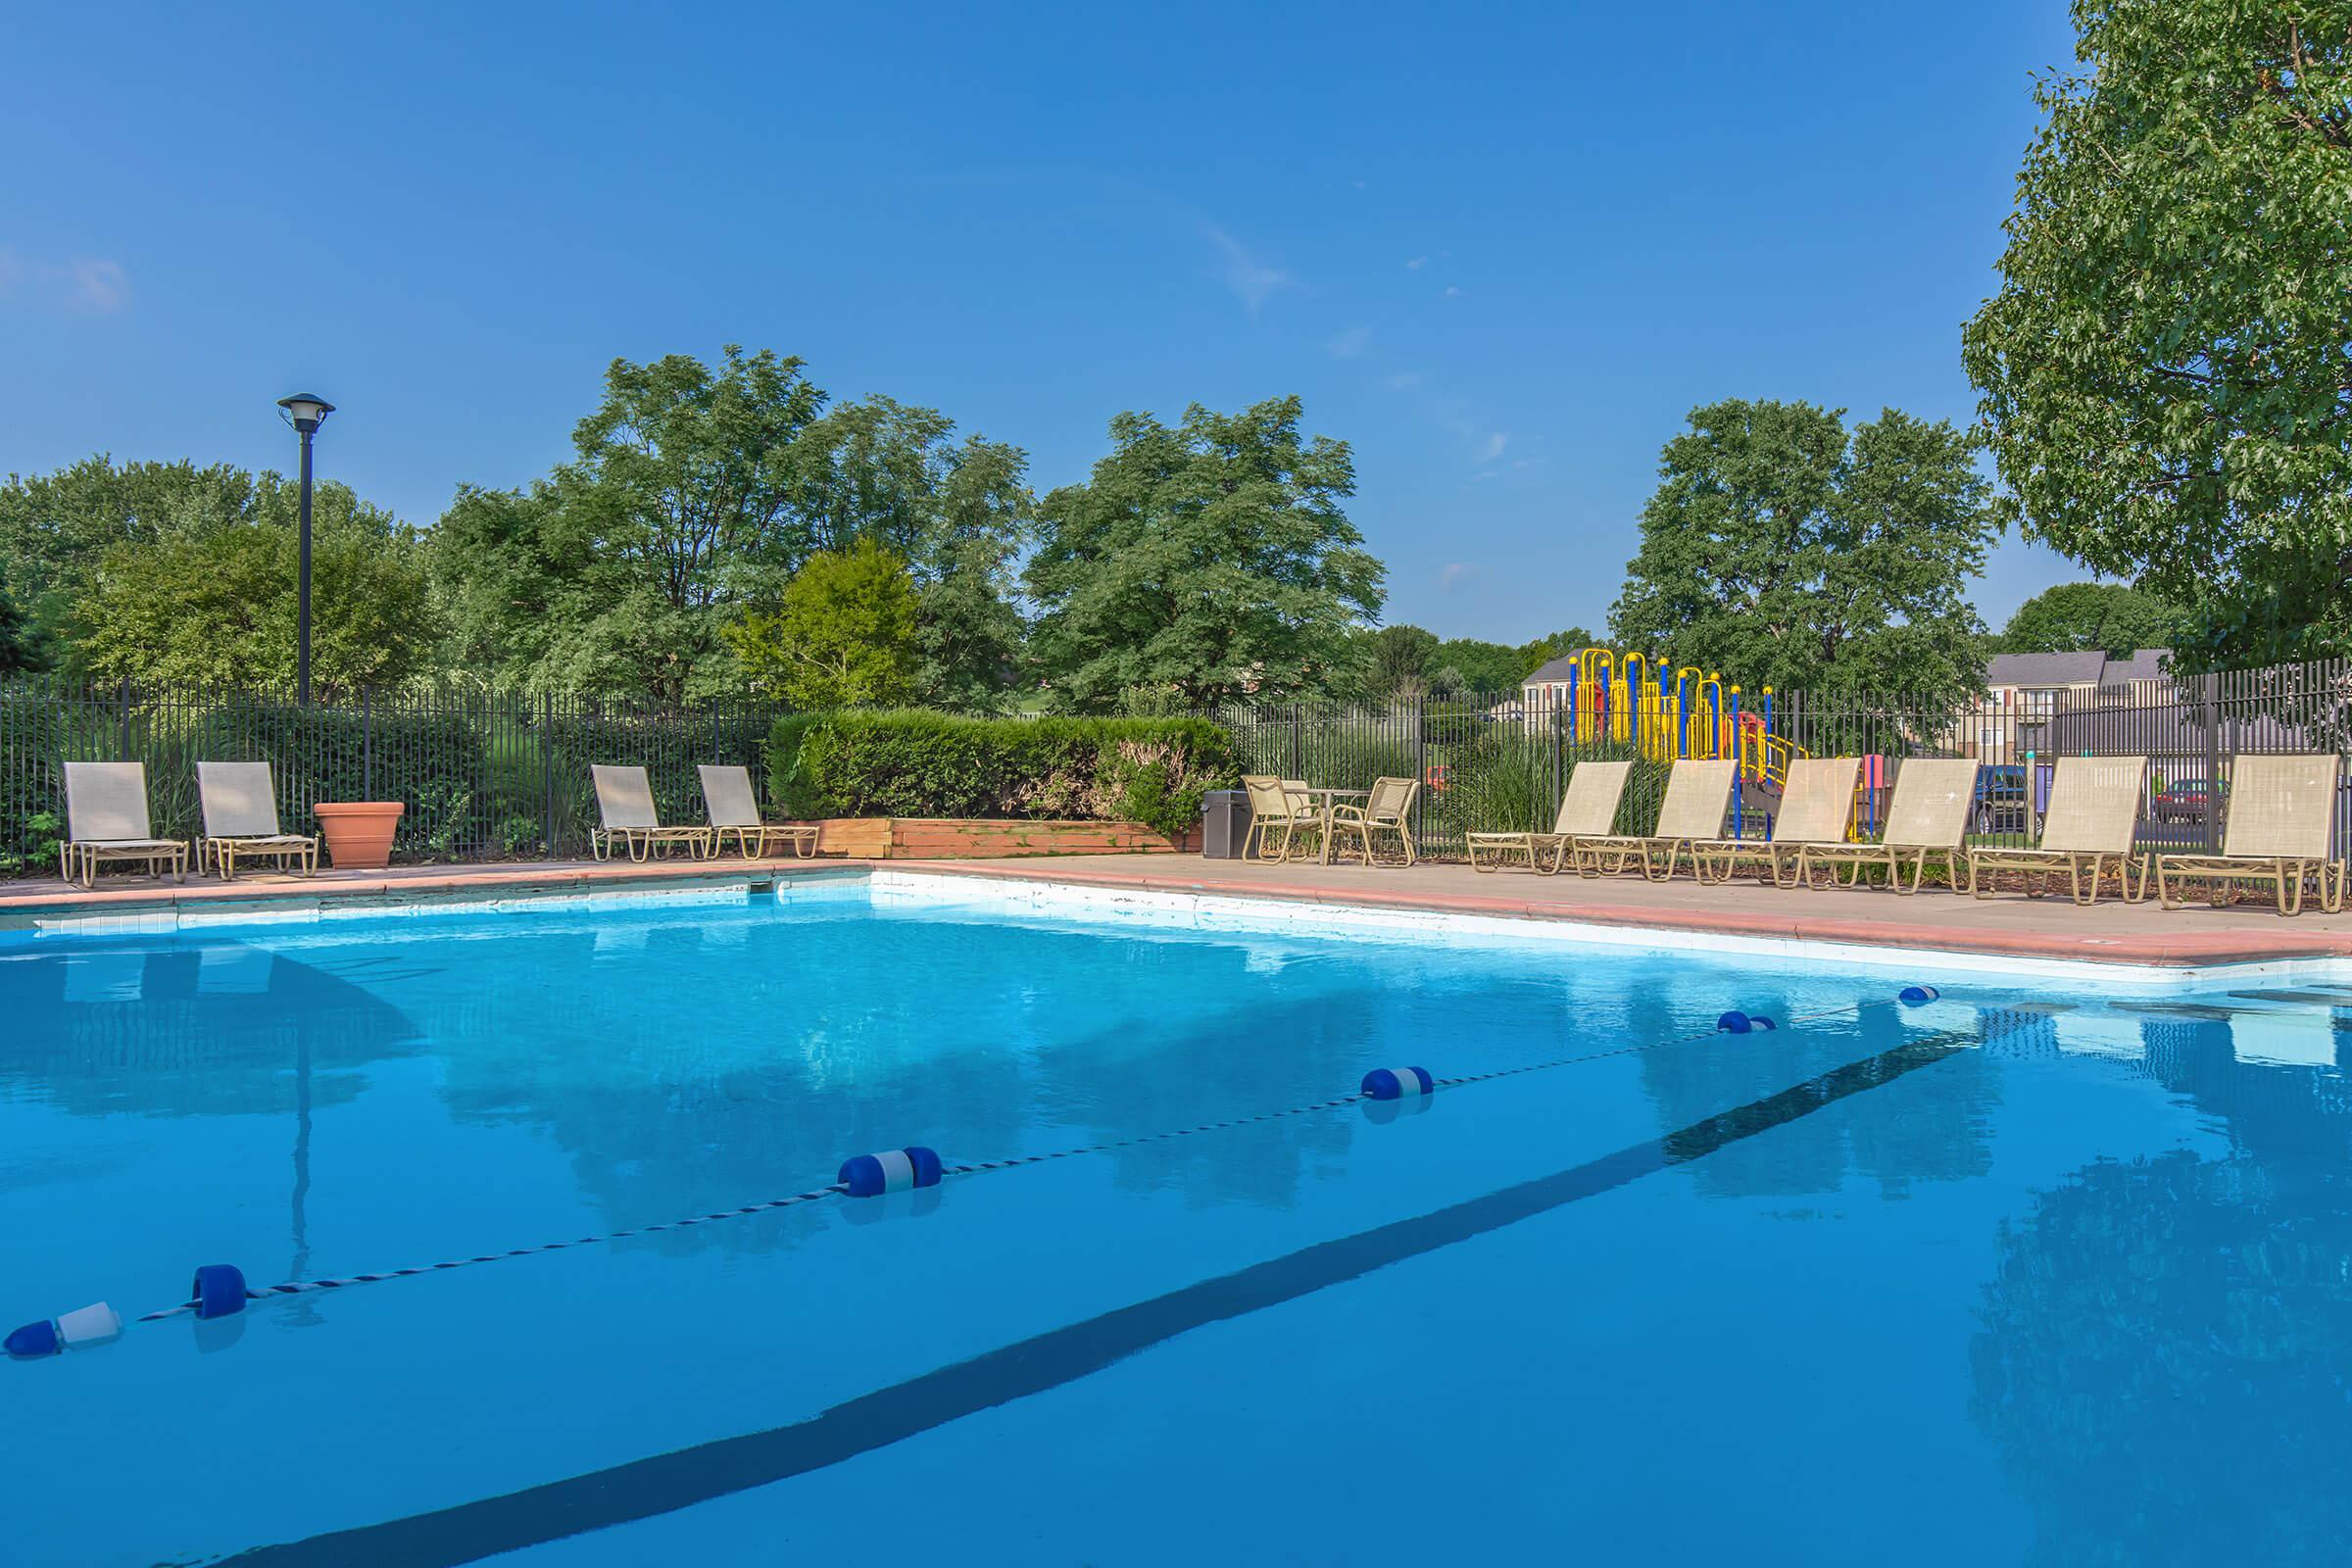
1291, 787, 1369, 865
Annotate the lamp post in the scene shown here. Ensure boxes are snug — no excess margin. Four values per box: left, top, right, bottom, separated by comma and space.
275, 393, 335, 705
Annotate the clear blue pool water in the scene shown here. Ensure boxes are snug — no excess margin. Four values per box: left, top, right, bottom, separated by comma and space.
5, 879, 2351, 1565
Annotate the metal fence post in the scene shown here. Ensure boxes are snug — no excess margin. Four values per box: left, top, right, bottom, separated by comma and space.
542, 691, 558, 858
2202, 670, 2223, 853
362, 687, 373, 800
1414, 693, 1429, 858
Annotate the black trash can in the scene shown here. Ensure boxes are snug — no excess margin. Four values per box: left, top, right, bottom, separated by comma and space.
1200, 790, 1251, 858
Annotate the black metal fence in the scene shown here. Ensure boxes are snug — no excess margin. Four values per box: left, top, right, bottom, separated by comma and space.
1213, 656, 2352, 861
4, 659, 2347, 877
0, 679, 782, 876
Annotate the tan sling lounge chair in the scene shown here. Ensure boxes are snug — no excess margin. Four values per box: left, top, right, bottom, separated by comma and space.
1966, 755, 2149, 906
1329, 775, 1420, 866
699, 765, 818, 860
1241, 775, 1321, 861
2152, 753, 2347, 915
589, 765, 713, 862
196, 761, 318, 880
1691, 757, 1860, 887
1796, 758, 1979, 894
1466, 760, 1636, 875
1585, 759, 1737, 882
61, 761, 187, 888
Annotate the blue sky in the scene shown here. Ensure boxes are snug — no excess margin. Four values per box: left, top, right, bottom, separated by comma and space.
1, 1, 2082, 644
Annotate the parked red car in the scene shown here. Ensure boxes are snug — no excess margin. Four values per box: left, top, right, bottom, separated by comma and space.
2152, 776, 2227, 823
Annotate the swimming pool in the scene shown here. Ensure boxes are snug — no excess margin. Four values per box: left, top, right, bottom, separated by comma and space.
5, 874, 2350, 1564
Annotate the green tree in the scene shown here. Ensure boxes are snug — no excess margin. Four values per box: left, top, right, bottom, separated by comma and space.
430, 346, 824, 702
1360, 624, 1440, 701
1999, 582, 2184, 657
72, 517, 436, 696
727, 537, 919, 708
787, 396, 1032, 710
1608, 400, 1994, 702
0, 588, 35, 673
1961, 3, 2352, 668
1025, 397, 1386, 710
1518, 626, 1597, 671
0, 456, 304, 660
429, 354, 1029, 706
1432, 637, 1538, 694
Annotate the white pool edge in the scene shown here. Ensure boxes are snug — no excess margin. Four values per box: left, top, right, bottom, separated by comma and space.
864, 867, 2352, 992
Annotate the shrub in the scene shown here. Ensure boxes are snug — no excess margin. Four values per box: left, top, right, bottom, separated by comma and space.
765, 710, 1241, 841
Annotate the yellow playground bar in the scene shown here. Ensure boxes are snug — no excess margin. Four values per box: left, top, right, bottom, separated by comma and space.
1551, 647, 1802, 789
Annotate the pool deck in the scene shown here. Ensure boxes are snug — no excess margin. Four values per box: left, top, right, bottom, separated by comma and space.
2, 851, 2348, 969
890, 854, 2352, 970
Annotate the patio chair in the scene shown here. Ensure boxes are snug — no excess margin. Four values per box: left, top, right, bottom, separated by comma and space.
1690, 757, 1859, 887
1795, 758, 1979, 894
1329, 775, 1420, 866
60, 761, 188, 888
1241, 775, 1321, 862
1465, 759, 1635, 875
2152, 753, 2347, 915
1965, 755, 2150, 906
589, 765, 713, 862
1582, 759, 1737, 882
698, 765, 819, 860
196, 760, 318, 880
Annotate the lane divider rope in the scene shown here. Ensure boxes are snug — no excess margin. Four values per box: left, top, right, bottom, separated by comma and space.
14, 993, 1910, 1352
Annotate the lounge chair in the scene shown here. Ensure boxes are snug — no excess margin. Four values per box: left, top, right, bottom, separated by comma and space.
1796, 758, 1979, 894
699, 765, 819, 860
60, 761, 187, 888
2152, 753, 2347, 915
589, 765, 713, 862
196, 760, 318, 880
1465, 760, 1635, 875
1329, 775, 1420, 866
1241, 775, 1322, 861
1691, 757, 1860, 887
1966, 755, 2149, 906
1583, 759, 1737, 882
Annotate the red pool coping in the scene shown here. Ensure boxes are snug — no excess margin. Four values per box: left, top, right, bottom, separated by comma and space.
884, 859, 2352, 970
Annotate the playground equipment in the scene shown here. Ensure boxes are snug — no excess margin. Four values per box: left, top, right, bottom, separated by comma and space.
1547, 649, 1802, 788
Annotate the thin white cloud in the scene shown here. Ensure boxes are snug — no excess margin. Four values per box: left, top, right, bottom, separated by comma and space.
1326, 324, 1372, 359
1444, 284, 1463, 298
1480, 431, 1509, 462
1468, 470, 1500, 485
1381, 370, 1423, 391
1405, 256, 1429, 270
1202, 223, 1298, 314
0, 247, 130, 314
69, 259, 127, 312
1440, 562, 1478, 587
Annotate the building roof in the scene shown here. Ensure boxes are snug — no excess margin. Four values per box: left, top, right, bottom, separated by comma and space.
1984, 651, 2109, 688
2100, 648, 2170, 688
1985, 649, 2171, 690
1523, 654, 1582, 685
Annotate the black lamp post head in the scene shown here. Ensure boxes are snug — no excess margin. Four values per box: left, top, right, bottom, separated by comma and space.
276, 393, 336, 433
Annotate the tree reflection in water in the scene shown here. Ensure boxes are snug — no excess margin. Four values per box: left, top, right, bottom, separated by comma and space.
1972, 1014, 2352, 1566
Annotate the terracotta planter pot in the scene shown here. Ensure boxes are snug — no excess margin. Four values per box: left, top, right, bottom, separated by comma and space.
313, 802, 405, 870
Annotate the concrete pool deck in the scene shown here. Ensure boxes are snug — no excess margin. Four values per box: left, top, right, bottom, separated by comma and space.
892, 855, 2352, 970
2, 851, 2348, 969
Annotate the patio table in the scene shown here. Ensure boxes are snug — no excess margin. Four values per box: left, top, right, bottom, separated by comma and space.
1292, 787, 1369, 865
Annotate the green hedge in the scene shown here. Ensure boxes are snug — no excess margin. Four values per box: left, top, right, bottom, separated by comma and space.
766, 710, 1241, 842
